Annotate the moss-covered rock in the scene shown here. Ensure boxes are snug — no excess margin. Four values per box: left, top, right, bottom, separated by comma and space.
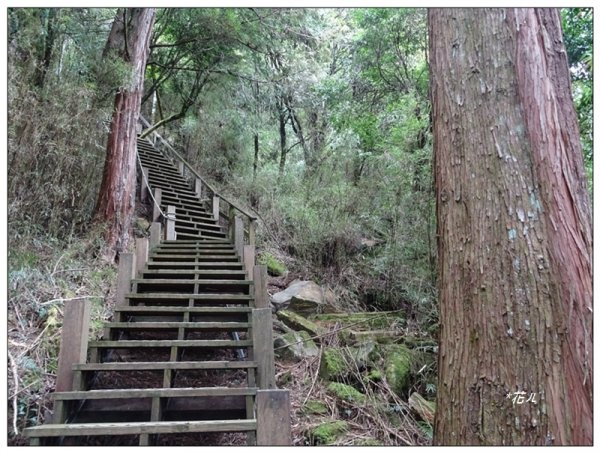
327, 382, 366, 404
274, 330, 319, 361
277, 310, 322, 337
385, 344, 413, 396
314, 311, 404, 331
319, 348, 347, 380
258, 252, 287, 276
303, 399, 329, 415
309, 420, 348, 445
366, 368, 383, 382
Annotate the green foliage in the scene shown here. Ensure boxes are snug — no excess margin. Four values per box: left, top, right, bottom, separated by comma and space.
257, 252, 287, 276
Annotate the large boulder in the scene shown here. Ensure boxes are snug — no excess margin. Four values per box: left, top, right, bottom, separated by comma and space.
271, 280, 325, 315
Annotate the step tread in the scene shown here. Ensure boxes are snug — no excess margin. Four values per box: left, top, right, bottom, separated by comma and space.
89, 339, 252, 348
125, 293, 252, 299
24, 419, 257, 437
105, 321, 250, 329
52, 386, 257, 400
74, 360, 256, 371
116, 305, 252, 312
133, 279, 252, 284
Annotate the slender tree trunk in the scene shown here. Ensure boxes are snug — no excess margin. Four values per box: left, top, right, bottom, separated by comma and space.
253, 132, 259, 181
94, 8, 156, 261
278, 107, 288, 180
34, 9, 59, 89
430, 8, 592, 445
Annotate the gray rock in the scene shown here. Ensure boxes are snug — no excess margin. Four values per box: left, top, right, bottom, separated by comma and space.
271, 280, 325, 315
274, 330, 319, 361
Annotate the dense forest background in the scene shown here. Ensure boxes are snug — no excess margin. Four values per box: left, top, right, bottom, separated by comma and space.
6, 7, 592, 445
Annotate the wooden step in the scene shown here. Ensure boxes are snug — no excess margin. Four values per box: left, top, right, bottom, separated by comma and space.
145, 262, 243, 270
53, 386, 257, 401
161, 239, 231, 245
117, 304, 252, 312
105, 321, 250, 330
89, 339, 252, 349
148, 255, 239, 262
141, 270, 246, 280
74, 360, 256, 371
151, 249, 236, 256
176, 232, 229, 240
24, 419, 257, 439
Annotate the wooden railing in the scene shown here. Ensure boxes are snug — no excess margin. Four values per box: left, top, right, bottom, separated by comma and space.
138, 115, 257, 248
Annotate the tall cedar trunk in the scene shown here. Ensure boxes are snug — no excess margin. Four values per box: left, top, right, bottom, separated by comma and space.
429, 8, 592, 445
278, 107, 287, 179
94, 8, 155, 261
34, 9, 59, 89
253, 132, 259, 181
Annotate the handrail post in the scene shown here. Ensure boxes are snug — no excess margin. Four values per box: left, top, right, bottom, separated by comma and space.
140, 166, 149, 202
116, 252, 136, 308
244, 245, 255, 281
228, 205, 236, 240
195, 177, 202, 199
256, 390, 292, 445
249, 219, 256, 246
149, 222, 162, 250
234, 216, 244, 257
135, 238, 148, 277
152, 188, 162, 222
55, 298, 91, 392
252, 308, 275, 389
253, 265, 268, 309
166, 205, 176, 240
177, 161, 184, 175
213, 195, 220, 222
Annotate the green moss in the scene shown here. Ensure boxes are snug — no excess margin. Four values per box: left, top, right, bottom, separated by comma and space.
310, 420, 348, 445
277, 310, 322, 337
314, 311, 403, 330
366, 369, 383, 382
303, 399, 329, 415
319, 348, 347, 380
327, 382, 366, 404
258, 252, 287, 276
385, 345, 412, 396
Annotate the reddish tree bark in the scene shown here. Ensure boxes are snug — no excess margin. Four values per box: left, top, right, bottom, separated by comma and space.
94, 8, 155, 261
429, 8, 592, 445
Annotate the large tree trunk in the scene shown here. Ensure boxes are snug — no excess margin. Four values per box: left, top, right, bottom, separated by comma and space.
429, 8, 592, 445
94, 8, 155, 261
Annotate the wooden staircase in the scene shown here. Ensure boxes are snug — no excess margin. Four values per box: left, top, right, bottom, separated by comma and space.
24, 125, 289, 446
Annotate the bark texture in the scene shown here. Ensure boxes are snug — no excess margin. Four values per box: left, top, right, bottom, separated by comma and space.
94, 8, 156, 261
429, 8, 592, 445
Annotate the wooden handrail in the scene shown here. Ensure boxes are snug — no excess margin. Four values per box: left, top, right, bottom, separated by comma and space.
138, 115, 257, 222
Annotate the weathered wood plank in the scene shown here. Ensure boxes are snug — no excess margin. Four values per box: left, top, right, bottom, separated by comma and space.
53, 387, 258, 400
152, 188, 162, 222
55, 298, 91, 392
135, 238, 148, 277
24, 419, 257, 437
234, 216, 244, 257
149, 222, 161, 250
213, 195, 220, 221
116, 253, 135, 307
256, 390, 291, 445
88, 339, 252, 348
74, 360, 257, 371
105, 321, 250, 330
166, 205, 176, 240
243, 245, 255, 281
253, 265, 268, 309
252, 308, 275, 389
